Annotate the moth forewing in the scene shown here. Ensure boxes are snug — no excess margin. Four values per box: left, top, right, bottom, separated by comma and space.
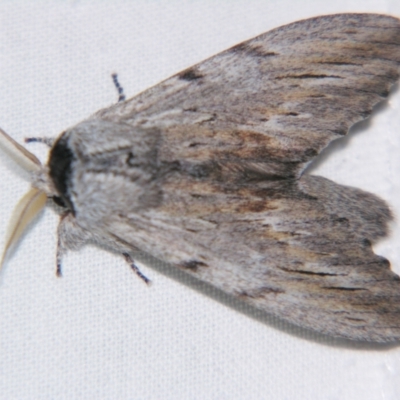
2, 13, 400, 342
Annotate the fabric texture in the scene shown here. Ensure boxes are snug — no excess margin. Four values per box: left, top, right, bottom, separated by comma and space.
1, 1, 400, 399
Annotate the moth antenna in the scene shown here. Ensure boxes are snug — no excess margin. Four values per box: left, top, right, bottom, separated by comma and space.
1, 187, 47, 268
0, 127, 42, 172
25, 137, 55, 148
123, 253, 151, 285
111, 73, 126, 102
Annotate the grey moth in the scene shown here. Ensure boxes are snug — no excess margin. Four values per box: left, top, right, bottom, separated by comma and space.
1, 13, 400, 342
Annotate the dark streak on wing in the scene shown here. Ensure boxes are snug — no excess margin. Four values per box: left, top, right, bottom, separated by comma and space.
230, 42, 279, 58
317, 61, 363, 66
179, 68, 204, 81
278, 267, 346, 277
239, 287, 286, 298
180, 260, 209, 271
275, 74, 344, 80
322, 287, 367, 291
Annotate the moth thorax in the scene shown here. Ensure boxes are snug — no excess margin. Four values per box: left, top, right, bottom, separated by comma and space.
48, 134, 75, 213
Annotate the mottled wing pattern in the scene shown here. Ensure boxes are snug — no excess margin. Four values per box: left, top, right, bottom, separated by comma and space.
100, 13, 400, 179
105, 169, 400, 342
96, 14, 400, 341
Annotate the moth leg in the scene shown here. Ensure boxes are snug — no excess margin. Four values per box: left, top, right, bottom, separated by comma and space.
111, 73, 126, 103
122, 253, 151, 285
56, 236, 64, 277
56, 212, 92, 277
24, 137, 55, 147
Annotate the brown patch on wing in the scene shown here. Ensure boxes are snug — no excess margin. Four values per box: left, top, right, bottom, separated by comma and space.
158, 125, 323, 185
180, 260, 209, 271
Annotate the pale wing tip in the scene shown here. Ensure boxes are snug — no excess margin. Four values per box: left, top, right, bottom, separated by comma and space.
0, 127, 42, 173
1, 188, 47, 268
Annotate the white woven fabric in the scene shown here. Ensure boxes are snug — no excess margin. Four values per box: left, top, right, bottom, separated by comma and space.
1, 1, 400, 399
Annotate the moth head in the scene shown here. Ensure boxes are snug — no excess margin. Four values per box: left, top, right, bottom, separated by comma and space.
0, 127, 56, 267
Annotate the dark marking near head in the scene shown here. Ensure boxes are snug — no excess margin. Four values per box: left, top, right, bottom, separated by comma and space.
181, 260, 209, 271
49, 135, 75, 214
285, 112, 299, 116
179, 68, 203, 81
